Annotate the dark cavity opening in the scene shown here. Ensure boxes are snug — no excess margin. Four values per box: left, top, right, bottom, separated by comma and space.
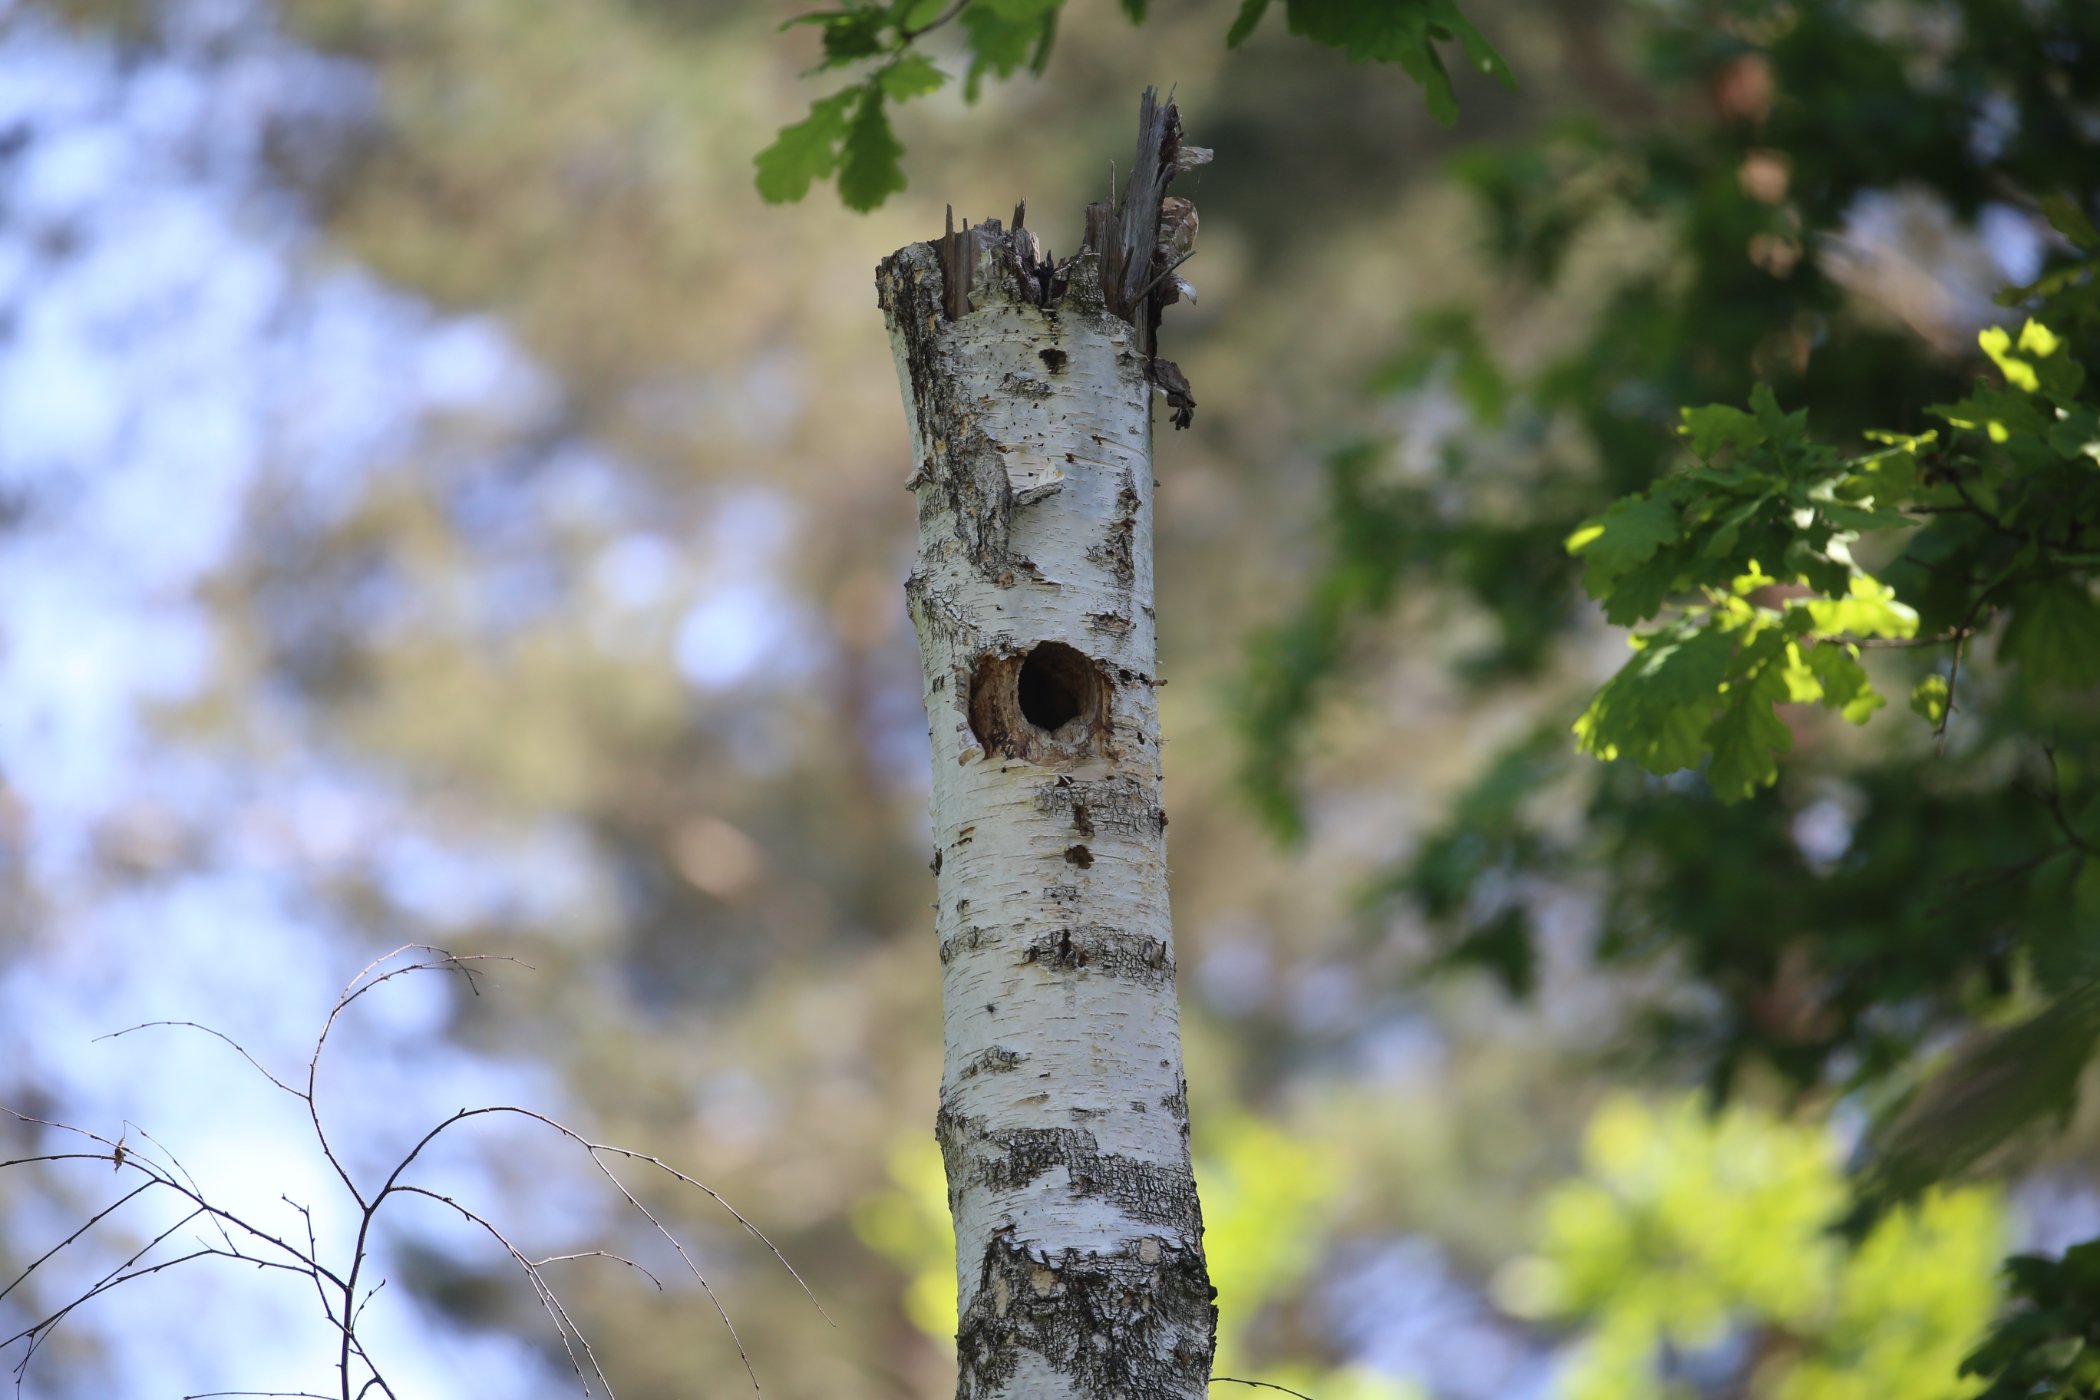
1039, 347, 1069, 373
1018, 642, 1089, 732
967, 641, 1112, 762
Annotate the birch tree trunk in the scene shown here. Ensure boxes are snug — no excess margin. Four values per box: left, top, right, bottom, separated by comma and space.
876, 92, 1216, 1400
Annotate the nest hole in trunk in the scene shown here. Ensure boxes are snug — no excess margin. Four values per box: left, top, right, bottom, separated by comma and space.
969, 641, 1112, 762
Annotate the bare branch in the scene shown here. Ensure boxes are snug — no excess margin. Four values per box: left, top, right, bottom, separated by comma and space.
93, 1023, 303, 1099
133, 1121, 241, 1253
533, 1252, 666, 1292
306, 948, 531, 1212
390, 1185, 613, 1397
1211, 1379, 1319, 1400
349, 1276, 388, 1330
2, 951, 791, 1400
0, 1180, 160, 1307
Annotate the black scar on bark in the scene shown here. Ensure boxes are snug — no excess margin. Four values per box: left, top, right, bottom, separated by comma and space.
1017, 925, 1174, 988
1033, 774, 1160, 835
954, 1233, 1216, 1400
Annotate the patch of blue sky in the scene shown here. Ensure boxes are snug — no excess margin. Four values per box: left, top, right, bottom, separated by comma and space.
0, 574, 214, 877
675, 487, 827, 692
0, 3, 655, 1392
414, 314, 557, 419
1979, 200, 2045, 287
1324, 1236, 1553, 1400
677, 581, 808, 690
594, 532, 683, 610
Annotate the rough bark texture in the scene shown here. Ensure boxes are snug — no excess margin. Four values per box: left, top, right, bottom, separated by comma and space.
877, 92, 1216, 1400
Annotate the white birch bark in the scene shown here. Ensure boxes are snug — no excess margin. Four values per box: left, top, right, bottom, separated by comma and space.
875, 95, 1215, 1400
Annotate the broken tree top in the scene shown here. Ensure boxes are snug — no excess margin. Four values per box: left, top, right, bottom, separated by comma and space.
922, 87, 1209, 430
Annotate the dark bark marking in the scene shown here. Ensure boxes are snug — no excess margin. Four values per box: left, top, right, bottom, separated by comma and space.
1088, 609, 1135, 636
1034, 774, 1160, 836
1018, 925, 1174, 988
939, 1111, 1201, 1234
1064, 844, 1093, 868
879, 240, 1020, 582
939, 925, 990, 964
1087, 470, 1141, 586
905, 573, 984, 656
1000, 370, 1054, 401
954, 1233, 1214, 1400
960, 1045, 1029, 1079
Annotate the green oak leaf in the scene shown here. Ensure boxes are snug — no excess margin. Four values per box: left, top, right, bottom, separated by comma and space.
754, 88, 859, 204
877, 52, 947, 99
2040, 194, 2100, 251
1801, 576, 1919, 640
1680, 402, 1765, 458
1979, 320, 2083, 401
1429, 0, 1512, 88
1931, 384, 2048, 443
1999, 578, 2100, 688
837, 84, 907, 211
958, 1, 1047, 97
1277, 0, 1506, 125
975, 0, 1060, 23
2047, 407, 2100, 464
1801, 642, 1883, 724
1707, 659, 1794, 801
1225, 0, 1270, 46
1568, 493, 1680, 601
1747, 382, 1808, 448
818, 8, 888, 64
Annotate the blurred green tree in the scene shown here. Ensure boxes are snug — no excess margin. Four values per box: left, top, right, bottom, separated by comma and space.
1241, 0, 2100, 1391
1505, 1094, 2005, 1400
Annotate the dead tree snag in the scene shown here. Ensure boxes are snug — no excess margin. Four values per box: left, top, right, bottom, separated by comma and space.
877, 89, 1216, 1400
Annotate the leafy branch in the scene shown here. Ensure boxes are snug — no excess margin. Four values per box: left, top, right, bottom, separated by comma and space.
756, 0, 1510, 210
1568, 296, 2100, 801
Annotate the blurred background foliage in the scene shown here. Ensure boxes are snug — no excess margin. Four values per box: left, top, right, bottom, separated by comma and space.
0, 0, 2097, 1395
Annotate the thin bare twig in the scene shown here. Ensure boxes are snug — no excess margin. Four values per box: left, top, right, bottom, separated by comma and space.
2, 950, 805, 1400
93, 1023, 302, 1099
1212, 1377, 1320, 1400
0, 1180, 159, 1307
392, 1184, 612, 1396
533, 1252, 667, 1291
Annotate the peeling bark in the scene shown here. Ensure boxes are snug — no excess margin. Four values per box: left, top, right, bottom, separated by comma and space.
877, 89, 1216, 1400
